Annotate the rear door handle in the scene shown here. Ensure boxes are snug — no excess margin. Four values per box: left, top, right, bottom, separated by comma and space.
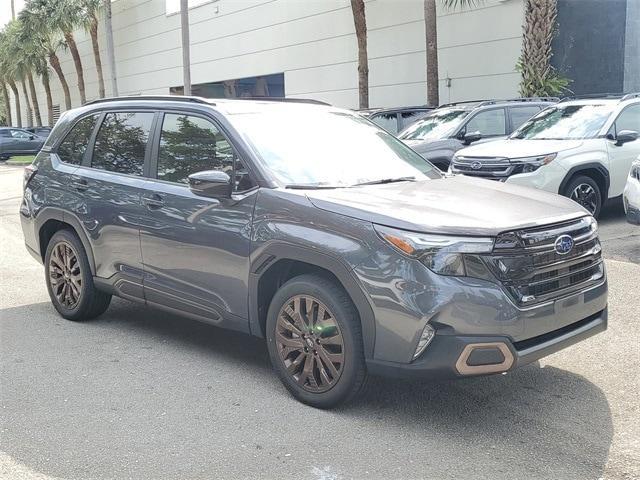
72, 179, 89, 191
142, 193, 164, 209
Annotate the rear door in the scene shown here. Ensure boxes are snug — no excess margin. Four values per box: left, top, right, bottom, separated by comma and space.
606, 104, 640, 197
68, 110, 156, 299
138, 110, 258, 331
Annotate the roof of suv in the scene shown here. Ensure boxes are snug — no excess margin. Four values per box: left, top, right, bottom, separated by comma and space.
436, 97, 559, 111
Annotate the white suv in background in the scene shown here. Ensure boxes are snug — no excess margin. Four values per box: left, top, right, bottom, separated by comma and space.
450, 94, 640, 217
624, 158, 640, 224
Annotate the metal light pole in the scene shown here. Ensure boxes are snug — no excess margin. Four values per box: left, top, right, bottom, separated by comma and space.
104, 0, 119, 96
180, 0, 191, 96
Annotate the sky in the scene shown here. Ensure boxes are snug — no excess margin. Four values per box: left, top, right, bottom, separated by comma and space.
0, 0, 26, 29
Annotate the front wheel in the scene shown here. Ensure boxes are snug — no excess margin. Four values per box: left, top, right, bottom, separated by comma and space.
563, 175, 602, 218
266, 274, 367, 408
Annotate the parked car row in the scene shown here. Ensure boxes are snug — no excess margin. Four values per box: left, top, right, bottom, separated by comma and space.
0, 126, 50, 160
21, 96, 609, 408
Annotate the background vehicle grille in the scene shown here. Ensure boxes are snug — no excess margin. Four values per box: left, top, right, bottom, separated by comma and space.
485, 216, 604, 306
451, 156, 512, 181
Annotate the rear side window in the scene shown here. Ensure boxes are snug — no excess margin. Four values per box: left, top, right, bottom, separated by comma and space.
400, 111, 428, 130
465, 109, 506, 136
57, 115, 98, 165
92, 112, 154, 176
509, 106, 541, 132
370, 113, 398, 133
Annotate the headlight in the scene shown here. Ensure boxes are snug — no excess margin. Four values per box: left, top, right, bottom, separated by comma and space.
630, 161, 640, 181
375, 225, 494, 277
512, 153, 557, 173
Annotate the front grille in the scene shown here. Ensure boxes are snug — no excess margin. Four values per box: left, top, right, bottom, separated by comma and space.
451, 156, 513, 181
484, 217, 604, 306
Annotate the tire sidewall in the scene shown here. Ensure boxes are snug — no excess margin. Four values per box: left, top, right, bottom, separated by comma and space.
564, 175, 602, 218
266, 275, 364, 408
44, 229, 95, 321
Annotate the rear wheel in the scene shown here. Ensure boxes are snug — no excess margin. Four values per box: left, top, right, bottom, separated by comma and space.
44, 229, 111, 321
563, 175, 602, 218
266, 274, 366, 408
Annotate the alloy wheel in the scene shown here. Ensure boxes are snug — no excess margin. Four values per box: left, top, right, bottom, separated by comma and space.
275, 294, 345, 393
48, 241, 82, 309
570, 183, 598, 214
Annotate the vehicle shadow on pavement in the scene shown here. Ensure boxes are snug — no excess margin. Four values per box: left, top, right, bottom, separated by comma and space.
1, 299, 614, 479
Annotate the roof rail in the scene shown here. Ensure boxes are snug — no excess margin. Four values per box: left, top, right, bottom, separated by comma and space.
438, 97, 559, 108
559, 93, 640, 102
84, 95, 213, 106
233, 97, 331, 106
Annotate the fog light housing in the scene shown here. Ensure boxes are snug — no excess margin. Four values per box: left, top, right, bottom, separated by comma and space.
413, 323, 435, 360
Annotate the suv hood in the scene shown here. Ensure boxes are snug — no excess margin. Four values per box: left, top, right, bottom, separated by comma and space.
457, 139, 583, 159
305, 176, 587, 236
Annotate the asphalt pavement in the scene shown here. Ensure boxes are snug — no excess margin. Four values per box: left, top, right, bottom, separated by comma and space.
1, 165, 638, 480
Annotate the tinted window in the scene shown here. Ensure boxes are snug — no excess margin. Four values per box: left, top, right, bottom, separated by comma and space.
369, 113, 398, 133
510, 106, 542, 132
465, 109, 506, 136
157, 114, 235, 184
92, 112, 154, 176
57, 115, 98, 165
512, 104, 615, 140
399, 109, 469, 140
614, 105, 640, 134
10, 129, 31, 139
400, 111, 428, 130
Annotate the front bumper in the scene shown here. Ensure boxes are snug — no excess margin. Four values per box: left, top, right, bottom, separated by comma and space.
367, 307, 607, 380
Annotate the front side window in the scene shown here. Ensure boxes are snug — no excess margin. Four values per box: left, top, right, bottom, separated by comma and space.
92, 112, 154, 176
369, 113, 398, 133
509, 106, 542, 132
57, 115, 99, 165
398, 109, 469, 141
10, 129, 31, 139
229, 108, 440, 187
612, 104, 640, 135
464, 109, 506, 136
400, 110, 428, 130
511, 104, 615, 140
157, 113, 254, 191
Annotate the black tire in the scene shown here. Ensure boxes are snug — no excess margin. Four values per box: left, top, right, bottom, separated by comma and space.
44, 229, 111, 321
562, 175, 602, 218
266, 274, 367, 409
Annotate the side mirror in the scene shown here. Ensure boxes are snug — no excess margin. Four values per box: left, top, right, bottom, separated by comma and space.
463, 131, 482, 145
29, 135, 35, 140
615, 130, 639, 146
188, 170, 232, 198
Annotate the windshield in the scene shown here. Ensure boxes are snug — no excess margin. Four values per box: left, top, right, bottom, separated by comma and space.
229, 108, 441, 187
398, 108, 469, 140
511, 103, 615, 140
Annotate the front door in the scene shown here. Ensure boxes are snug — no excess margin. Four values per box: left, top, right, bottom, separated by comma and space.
139, 112, 258, 332
607, 104, 640, 197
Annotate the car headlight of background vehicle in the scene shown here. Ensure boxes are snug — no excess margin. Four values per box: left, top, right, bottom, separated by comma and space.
630, 160, 640, 181
375, 225, 494, 277
511, 153, 557, 174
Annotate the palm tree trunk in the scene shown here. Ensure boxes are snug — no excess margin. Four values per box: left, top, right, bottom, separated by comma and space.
10, 0, 15, 20
89, 15, 105, 98
424, 0, 439, 107
27, 73, 43, 127
64, 31, 86, 104
350, 0, 368, 109
180, 0, 191, 95
104, 0, 118, 96
20, 79, 33, 127
8, 80, 21, 127
42, 71, 54, 126
1, 82, 12, 126
49, 52, 72, 110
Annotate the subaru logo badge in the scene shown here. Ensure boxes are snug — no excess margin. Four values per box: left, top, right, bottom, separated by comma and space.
471, 161, 482, 170
554, 234, 574, 255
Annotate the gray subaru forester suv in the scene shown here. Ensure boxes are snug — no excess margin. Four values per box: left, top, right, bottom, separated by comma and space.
20, 97, 608, 408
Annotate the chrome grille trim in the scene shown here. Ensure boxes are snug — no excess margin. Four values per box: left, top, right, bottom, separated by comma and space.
485, 217, 603, 306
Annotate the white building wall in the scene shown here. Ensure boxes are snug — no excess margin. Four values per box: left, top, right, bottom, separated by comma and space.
9, 0, 525, 125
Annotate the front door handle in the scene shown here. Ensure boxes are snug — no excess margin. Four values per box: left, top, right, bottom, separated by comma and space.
142, 193, 164, 209
72, 179, 89, 191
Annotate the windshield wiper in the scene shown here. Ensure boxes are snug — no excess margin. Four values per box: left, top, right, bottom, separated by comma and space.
284, 183, 342, 190
351, 176, 416, 187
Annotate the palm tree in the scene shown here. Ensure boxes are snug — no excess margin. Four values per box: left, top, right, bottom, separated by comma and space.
0, 31, 22, 127
517, 0, 569, 96
0, 82, 12, 126
21, 2, 73, 110
350, 0, 368, 109
424, 0, 478, 107
31, 0, 87, 104
78, 0, 105, 98
3, 21, 35, 127
180, 0, 191, 95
